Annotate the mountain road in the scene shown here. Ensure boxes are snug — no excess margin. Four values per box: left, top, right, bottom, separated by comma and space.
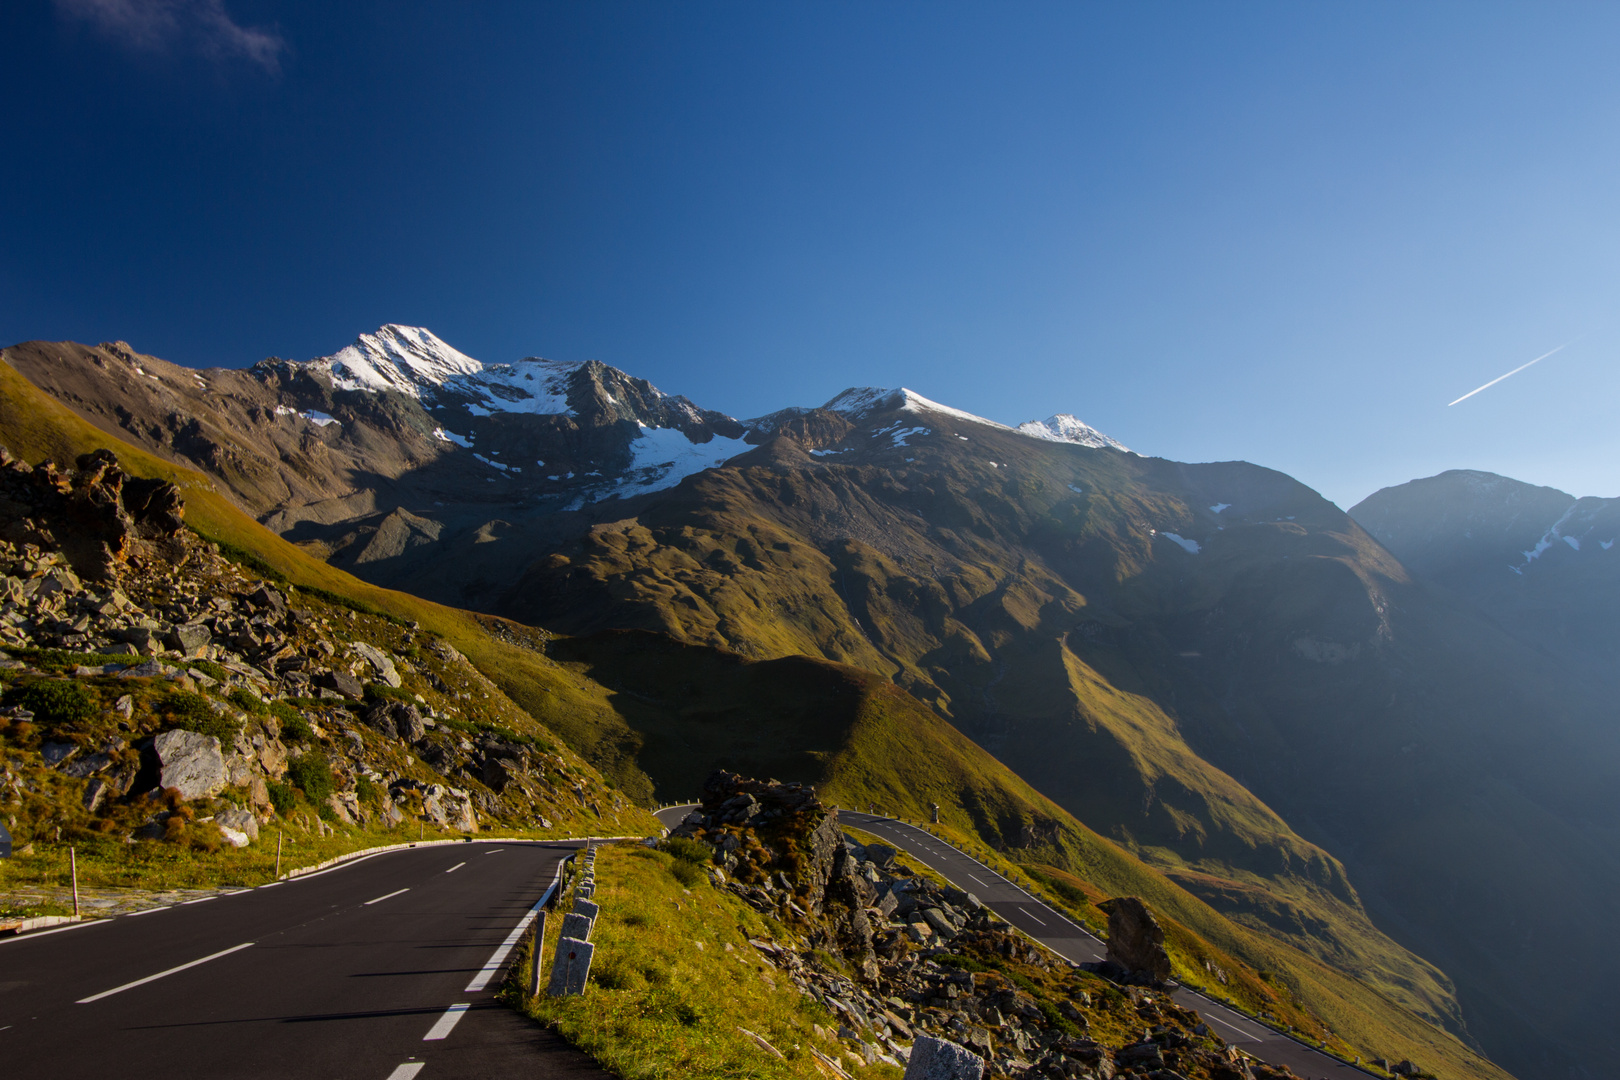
0, 840, 609, 1080
656, 804, 1374, 1080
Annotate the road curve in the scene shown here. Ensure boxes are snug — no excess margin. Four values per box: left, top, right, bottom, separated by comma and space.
1, 840, 611, 1080
656, 804, 1374, 1080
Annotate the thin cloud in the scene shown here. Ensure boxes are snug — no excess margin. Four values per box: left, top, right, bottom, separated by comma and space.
1446, 342, 1569, 407
56, 0, 286, 73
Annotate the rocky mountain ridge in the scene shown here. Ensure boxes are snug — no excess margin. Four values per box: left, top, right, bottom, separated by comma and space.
1350, 469, 1620, 670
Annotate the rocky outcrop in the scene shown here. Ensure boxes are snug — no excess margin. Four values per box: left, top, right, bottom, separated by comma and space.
1100, 896, 1174, 986
0, 447, 183, 581
0, 444, 628, 854
673, 772, 1298, 1080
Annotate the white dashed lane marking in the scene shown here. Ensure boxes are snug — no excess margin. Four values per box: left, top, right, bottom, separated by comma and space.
364, 888, 410, 906
423, 1003, 471, 1041
445, 862, 466, 874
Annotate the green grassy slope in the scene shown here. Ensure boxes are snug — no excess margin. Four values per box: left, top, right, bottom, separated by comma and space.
0, 356, 1519, 1077
551, 628, 1509, 1079
499, 433, 1464, 1029
0, 358, 663, 815
492, 416, 1620, 1079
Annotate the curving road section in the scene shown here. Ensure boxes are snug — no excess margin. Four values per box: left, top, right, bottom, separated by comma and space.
656, 804, 1373, 1080
1, 841, 609, 1080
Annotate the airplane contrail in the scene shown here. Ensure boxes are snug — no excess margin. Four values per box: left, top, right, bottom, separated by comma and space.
1447, 342, 1570, 406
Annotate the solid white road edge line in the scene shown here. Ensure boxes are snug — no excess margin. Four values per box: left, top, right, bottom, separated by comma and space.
445, 862, 466, 873
423, 1003, 471, 1041
365, 888, 410, 906
463, 894, 548, 993
384, 1064, 426, 1080
0, 919, 104, 946
76, 941, 255, 1003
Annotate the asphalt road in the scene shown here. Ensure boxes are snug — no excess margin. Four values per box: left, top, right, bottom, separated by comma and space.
656, 804, 1373, 1080
0, 841, 611, 1080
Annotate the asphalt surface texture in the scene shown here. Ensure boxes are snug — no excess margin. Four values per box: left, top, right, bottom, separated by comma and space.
0, 840, 612, 1080
657, 804, 1373, 1080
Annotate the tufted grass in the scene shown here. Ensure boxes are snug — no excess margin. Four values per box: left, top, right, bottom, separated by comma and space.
516, 843, 900, 1080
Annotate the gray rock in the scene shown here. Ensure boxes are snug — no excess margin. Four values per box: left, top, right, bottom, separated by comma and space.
166, 622, 211, 658
904, 1036, 984, 1080
217, 806, 259, 844
921, 907, 957, 939
351, 642, 401, 687
247, 584, 285, 616
317, 669, 365, 700
153, 729, 228, 800
41, 741, 77, 766
547, 935, 593, 996
83, 777, 110, 813
864, 842, 897, 868
1102, 896, 1173, 982
63, 751, 112, 778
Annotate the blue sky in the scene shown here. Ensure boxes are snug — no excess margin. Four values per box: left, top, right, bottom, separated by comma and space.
4, 1, 1620, 507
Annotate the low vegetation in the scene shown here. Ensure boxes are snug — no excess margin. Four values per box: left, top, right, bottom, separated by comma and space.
516, 843, 893, 1079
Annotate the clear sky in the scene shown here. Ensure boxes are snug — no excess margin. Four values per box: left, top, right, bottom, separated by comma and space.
5, 1, 1620, 508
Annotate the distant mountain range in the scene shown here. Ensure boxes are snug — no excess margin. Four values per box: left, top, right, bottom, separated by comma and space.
1352, 470, 1620, 671
7, 326, 1620, 1079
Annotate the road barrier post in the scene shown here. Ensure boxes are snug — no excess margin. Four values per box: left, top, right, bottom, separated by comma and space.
70, 846, 79, 918
275, 830, 283, 878
527, 910, 547, 997
548, 937, 593, 996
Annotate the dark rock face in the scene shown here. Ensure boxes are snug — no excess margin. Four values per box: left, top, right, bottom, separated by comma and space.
1101, 896, 1173, 985
0, 447, 184, 580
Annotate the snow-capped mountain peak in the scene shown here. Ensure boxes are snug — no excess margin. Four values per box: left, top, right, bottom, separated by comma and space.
1017, 413, 1129, 452
311, 325, 485, 397
822, 386, 1012, 430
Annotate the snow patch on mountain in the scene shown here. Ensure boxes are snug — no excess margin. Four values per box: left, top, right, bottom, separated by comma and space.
1512, 503, 1581, 574
273, 404, 340, 428
1017, 413, 1129, 452
452, 358, 578, 417
590, 425, 752, 502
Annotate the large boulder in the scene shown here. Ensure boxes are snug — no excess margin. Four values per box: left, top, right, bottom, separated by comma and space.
1101, 896, 1173, 983
153, 729, 227, 800
423, 784, 478, 832
904, 1036, 985, 1080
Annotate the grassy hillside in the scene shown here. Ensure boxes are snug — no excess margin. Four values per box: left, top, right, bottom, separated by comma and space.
551, 629, 1509, 1079
0, 357, 1512, 1078
0, 358, 661, 815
